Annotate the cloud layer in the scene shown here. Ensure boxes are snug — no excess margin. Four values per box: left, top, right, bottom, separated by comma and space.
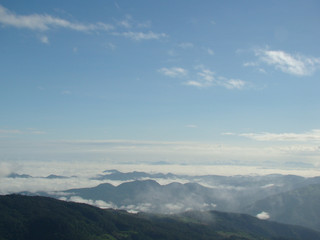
0, 4, 166, 42
159, 65, 246, 89
228, 129, 320, 142
0, 5, 113, 32
158, 67, 188, 78
255, 48, 320, 76
112, 31, 167, 41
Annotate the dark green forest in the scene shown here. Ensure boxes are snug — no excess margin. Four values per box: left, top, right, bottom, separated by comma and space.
1, 195, 320, 240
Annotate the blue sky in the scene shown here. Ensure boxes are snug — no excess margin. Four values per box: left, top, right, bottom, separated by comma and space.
1, 1, 320, 168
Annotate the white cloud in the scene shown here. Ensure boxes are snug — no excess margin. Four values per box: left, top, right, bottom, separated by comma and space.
184, 67, 215, 88
50, 139, 284, 161
165, 203, 184, 212
39, 35, 49, 44
197, 67, 215, 82
0, 4, 113, 32
106, 42, 116, 50
120, 203, 153, 213
238, 129, 320, 142
221, 79, 246, 90
116, 15, 151, 29
68, 196, 117, 209
167, 49, 177, 57
0, 162, 17, 178
221, 132, 234, 136
0, 128, 45, 136
178, 42, 194, 49
158, 67, 188, 78
0, 175, 103, 194
186, 124, 198, 128
28, 129, 46, 135
277, 145, 320, 156
113, 31, 167, 41
61, 90, 72, 95
0, 129, 22, 134
207, 48, 214, 55
2, 137, 320, 171
255, 48, 320, 76
258, 68, 266, 74
243, 62, 258, 67
185, 81, 204, 87
160, 65, 246, 89
261, 184, 275, 189
256, 211, 270, 220
190, 66, 246, 89
117, 19, 131, 28
137, 20, 152, 28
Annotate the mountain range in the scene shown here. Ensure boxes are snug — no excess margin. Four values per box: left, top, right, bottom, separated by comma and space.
11, 170, 320, 231
244, 183, 320, 231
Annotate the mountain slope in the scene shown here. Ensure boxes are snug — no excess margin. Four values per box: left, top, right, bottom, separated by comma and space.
60, 180, 224, 213
90, 171, 320, 211
10, 170, 320, 214
1, 195, 320, 240
244, 184, 320, 231
25, 174, 320, 215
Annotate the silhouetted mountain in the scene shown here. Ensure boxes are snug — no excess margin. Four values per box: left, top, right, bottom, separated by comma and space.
45, 174, 69, 179
58, 180, 224, 213
244, 184, 320, 231
87, 171, 320, 212
7, 173, 32, 178
94, 170, 177, 181
1, 194, 320, 240
95, 170, 320, 194
7, 172, 69, 179
56, 174, 320, 212
26, 173, 320, 217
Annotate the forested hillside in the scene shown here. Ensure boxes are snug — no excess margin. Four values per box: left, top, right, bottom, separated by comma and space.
1, 195, 320, 240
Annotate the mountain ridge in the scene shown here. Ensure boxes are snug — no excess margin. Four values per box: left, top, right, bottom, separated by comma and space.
1, 194, 320, 240
244, 183, 320, 231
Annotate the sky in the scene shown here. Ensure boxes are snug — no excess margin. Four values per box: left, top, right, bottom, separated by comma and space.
1, 0, 320, 172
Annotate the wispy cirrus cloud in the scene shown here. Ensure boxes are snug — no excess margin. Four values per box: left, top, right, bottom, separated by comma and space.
184, 65, 246, 89
112, 31, 167, 41
0, 129, 22, 134
0, 5, 166, 42
158, 67, 188, 78
185, 81, 204, 87
117, 17, 132, 28
254, 48, 320, 76
115, 15, 151, 29
218, 78, 246, 90
61, 90, 72, 95
185, 124, 198, 128
196, 66, 214, 82
243, 62, 258, 67
178, 42, 194, 49
159, 65, 246, 90
39, 35, 49, 44
184, 66, 214, 88
0, 128, 46, 136
0, 4, 113, 32
224, 129, 320, 142
207, 48, 214, 55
